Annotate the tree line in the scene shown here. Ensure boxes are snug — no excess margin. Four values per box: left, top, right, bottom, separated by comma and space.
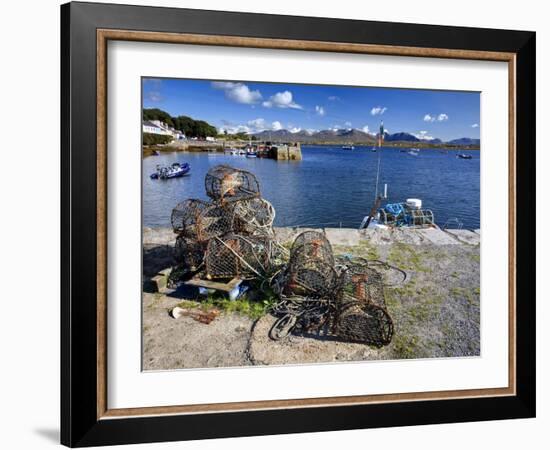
143, 108, 218, 138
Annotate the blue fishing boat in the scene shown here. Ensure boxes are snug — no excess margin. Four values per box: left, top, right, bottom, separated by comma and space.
150, 162, 190, 179
457, 153, 472, 159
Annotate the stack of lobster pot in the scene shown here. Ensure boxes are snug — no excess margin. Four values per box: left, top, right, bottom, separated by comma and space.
169, 165, 279, 284
272, 230, 394, 347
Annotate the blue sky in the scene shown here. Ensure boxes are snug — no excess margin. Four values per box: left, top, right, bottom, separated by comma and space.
143, 78, 480, 141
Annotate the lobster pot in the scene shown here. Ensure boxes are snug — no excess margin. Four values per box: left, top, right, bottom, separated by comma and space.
336, 301, 394, 347
282, 259, 340, 298
408, 208, 435, 226
170, 199, 210, 235
194, 203, 236, 242
205, 234, 273, 279
290, 230, 334, 266
233, 198, 275, 236
338, 264, 386, 308
174, 235, 205, 271
205, 165, 260, 204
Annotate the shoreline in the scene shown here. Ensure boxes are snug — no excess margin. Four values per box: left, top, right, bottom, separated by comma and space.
143, 142, 480, 156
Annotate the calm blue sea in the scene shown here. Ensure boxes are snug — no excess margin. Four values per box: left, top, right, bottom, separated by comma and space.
142, 145, 480, 229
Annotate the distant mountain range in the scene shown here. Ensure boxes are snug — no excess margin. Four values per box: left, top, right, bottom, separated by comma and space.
252, 128, 479, 146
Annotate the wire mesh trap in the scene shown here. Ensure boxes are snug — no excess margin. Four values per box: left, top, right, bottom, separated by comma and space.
233, 198, 276, 236
337, 261, 386, 308
278, 259, 340, 299
174, 235, 206, 271
205, 233, 277, 280
269, 233, 397, 347
171, 199, 235, 243
289, 231, 335, 266
170, 198, 209, 235
336, 301, 394, 347
205, 165, 261, 204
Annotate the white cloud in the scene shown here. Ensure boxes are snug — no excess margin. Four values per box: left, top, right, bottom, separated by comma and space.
220, 118, 287, 135
262, 91, 302, 109
345, 121, 352, 128
471, 123, 479, 128
424, 113, 449, 122
271, 121, 283, 131
289, 127, 302, 134
413, 130, 435, 140
315, 105, 325, 116
371, 106, 387, 116
218, 124, 252, 134
145, 91, 163, 102
247, 118, 267, 131
211, 81, 262, 105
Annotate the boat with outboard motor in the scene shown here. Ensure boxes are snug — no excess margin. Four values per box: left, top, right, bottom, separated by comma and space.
150, 162, 190, 179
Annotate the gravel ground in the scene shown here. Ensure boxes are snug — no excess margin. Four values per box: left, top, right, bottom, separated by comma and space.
142, 227, 480, 369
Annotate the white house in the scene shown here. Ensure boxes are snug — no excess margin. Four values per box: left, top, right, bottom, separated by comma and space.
143, 120, 186, 140
143, 120, 171, 136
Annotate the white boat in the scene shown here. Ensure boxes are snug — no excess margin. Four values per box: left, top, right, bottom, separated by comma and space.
407, 148, 419, 156
342, 145, 355, 150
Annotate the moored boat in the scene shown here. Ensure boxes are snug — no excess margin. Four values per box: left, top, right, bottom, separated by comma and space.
457, 153, 472, 159
342, 145, 355, 150
150, 162, 190, 179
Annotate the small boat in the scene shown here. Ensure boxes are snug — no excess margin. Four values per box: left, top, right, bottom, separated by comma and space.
150, 162, 190, 179
224, 148, 238, 155
360, 197, 435, 229
457, 153, 472, 159
407, 148, 419, 156
246, 150, 257, 158
371, 147, 377, 152
342, 145, 355, 150
152, 149, 160, 156
237, 149, 247, 156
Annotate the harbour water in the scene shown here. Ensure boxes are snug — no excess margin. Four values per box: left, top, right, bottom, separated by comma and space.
143, 145, 480, 230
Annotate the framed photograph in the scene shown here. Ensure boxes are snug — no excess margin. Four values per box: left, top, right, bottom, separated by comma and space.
61, 1, 535, 447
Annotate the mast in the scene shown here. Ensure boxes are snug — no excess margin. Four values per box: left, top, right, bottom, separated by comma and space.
374, 121, 384, 200
364, 121, 385, 229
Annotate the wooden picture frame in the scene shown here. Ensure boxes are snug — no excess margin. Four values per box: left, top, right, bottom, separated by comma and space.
61, 1, 535, 446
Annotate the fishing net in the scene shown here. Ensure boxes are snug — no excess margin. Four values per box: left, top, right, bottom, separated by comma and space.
174, 235, 205, 271
205, 165, 260, 204
204, 233, 276, 280
233, 198, 276, 236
